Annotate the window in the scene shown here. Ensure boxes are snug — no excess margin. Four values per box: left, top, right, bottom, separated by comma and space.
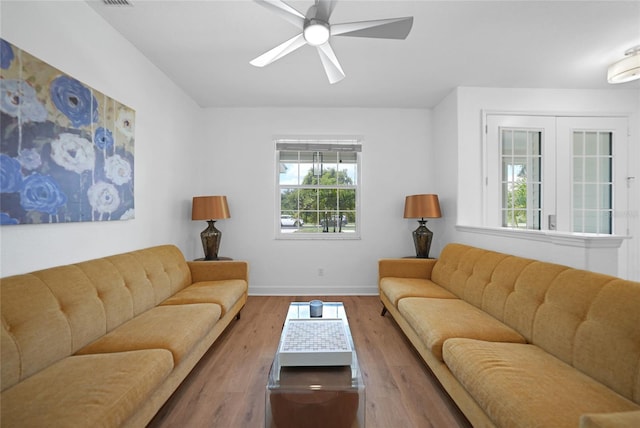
571, 130, 613, 233
500, 129, 542, 229
485, 114, 628, 235
276, 138, 361, 239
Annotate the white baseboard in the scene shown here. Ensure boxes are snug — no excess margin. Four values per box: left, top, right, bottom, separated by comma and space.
248, 284, 379, 296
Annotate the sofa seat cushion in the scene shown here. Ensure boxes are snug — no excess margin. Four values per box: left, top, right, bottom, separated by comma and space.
160, 280, 246, 316
380, 278, 457, 306
443, 338, 640, 428
398, 297, 526, 361
1, 349, 173, 428
76, 303, 221, 364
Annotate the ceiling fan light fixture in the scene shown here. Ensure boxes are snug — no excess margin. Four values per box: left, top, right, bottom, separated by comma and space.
304, 19, 330, 46
607, 45, 640, 84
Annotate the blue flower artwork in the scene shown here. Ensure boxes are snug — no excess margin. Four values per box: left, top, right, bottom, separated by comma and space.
0, 38, 135, 225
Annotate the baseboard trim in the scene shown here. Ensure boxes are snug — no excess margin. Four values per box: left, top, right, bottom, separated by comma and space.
249, 284, 378, 296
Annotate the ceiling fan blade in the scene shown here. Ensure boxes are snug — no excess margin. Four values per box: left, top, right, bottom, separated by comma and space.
331, 16, 414, 39
250, 33, 307, 67
254, 0, 305, 28
315, 0, 337, 22
316, 42, 345, 84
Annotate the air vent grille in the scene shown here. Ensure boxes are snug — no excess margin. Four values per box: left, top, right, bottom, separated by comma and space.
103, 0, 132, 6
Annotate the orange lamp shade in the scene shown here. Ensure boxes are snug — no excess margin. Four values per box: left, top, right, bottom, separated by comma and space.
191, 196, 230, 221
403, 194, 441, 219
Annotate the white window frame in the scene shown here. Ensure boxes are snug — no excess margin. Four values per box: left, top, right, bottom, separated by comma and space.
485, 115, 556, 230
484, 113, 628, 235
274, 136, 362, 240
556, 117, 627, 235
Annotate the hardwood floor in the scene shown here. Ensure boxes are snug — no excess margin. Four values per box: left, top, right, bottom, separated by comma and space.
147, 296, 471, 428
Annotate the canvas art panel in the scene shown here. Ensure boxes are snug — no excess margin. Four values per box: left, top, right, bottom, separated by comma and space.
0, 38, 135, 225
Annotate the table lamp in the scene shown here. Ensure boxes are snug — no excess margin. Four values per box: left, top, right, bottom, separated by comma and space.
403, 194, 441, 258
192, 195, 230, 260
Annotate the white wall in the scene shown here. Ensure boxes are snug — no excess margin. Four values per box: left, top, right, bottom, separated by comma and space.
0, 3, 435, 294
447, 87, 640, 279
4, 3, 635, 289
432, 88, 459, 256
0, 1, 204, 277
196, 108, 434, 294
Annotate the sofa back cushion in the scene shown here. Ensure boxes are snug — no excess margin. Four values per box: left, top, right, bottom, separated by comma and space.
1, 245, 191, 391
431, 244, 498, 299
432, 243, 535, 315
432, 243, 640, 404
533, 272, 640, 403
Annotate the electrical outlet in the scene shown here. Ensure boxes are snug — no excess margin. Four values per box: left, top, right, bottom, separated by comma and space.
318, 268, 324, 276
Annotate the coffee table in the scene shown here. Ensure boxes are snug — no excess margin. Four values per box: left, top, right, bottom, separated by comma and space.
265, 302, 365, 428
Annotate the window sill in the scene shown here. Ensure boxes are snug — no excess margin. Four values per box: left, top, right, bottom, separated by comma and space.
456, 225, 627, 248
276, 231, 360, 240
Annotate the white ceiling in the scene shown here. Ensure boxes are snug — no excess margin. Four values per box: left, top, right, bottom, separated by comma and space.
87, 0, 640, 108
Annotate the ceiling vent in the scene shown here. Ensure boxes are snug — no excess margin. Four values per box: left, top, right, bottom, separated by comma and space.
103, 0, 132, 6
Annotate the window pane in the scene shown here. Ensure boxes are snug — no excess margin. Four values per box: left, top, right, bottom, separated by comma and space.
513, 210, 527, 227
532, 209, 541, 229
585, 132, 598, 155
530, 132, 541, 155
573, 210, 583, 231
573, 132, 584, 155
573, 184, 583, 209
302, 211, 320, 230
280, 163, 298, 185
513, 131, 527, 155
584, 158, 598, 181
584, 211, 598, 232
298, 153, 316, 185
600, 211, 612, 234
531, 156, 541, 179
318, 188, 337, 210
338, 188, 356, 211
599, 132, 612, 155
501, 130, 512, 154
584, 184, 598, 209
600, 184, 611, 207
599, 157, 612, 182
530, 182, 541, 208
299, 189, 318, 211
338, 158, 357, 185
573, 158, 583, 181
281, 189, 299, 211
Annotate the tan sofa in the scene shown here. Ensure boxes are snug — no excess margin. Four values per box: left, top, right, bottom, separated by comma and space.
379, 243, 640, 428
1, 244, 248, 427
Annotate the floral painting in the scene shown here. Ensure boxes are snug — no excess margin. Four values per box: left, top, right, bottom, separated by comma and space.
0, 38, 135, 225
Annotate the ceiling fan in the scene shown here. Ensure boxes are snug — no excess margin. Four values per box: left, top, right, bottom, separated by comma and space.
249, 0, 414, 84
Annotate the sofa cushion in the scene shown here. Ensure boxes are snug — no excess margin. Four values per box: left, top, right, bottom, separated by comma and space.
443, 338, 640, 428
397, 297, 526, 361
379, 278, 457, 306
160, 280, 246, 316
431, 244, 509, 299
576, 279, 640, 404
1, 349, 173, 428
76, 303, 221, 364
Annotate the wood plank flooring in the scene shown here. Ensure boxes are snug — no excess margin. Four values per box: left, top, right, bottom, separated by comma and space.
147, 296, 471, 428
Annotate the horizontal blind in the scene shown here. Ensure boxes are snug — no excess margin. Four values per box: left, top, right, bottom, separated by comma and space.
276, 139, 362, 153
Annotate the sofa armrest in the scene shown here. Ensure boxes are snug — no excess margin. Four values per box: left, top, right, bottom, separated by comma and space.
187, 260, 248, 283
378, 258, 437, 282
